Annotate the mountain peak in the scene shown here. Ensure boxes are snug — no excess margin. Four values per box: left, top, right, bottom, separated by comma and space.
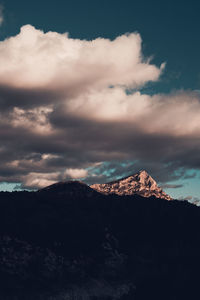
137, 169, 152, 179
135, 170, 158, 189
138, 169, 148, 175
91, 170, 172, 200
38, 180, 98, 197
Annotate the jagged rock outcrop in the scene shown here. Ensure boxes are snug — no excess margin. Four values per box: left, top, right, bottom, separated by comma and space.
91, 170, 172, 200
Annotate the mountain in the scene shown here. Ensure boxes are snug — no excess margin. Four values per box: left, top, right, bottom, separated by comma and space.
0, 181, 199, 299
91, 170, 172, 200
39, 180, 99, 197
39, 170, 172, 201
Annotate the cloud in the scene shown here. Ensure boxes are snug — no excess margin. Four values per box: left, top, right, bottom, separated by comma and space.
22, 172, 60, 189
64, 88, 200, 137
21, 168, 88, 189
0, 25, 199, 189
178, 196, 200, 206
0, 25, 163, 90
160, 184, 184, 189
64, 168, 88, 179
0, 5, 4, 26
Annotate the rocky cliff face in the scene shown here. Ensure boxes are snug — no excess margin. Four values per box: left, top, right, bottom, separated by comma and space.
91, 170, 172, 200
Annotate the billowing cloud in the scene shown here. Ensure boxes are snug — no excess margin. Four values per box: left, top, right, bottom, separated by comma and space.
64, 88, 200, 137
0, 25, 163, 90
0, 25, 199, 189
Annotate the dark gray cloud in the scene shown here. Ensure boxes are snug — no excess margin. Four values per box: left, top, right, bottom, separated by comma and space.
160, 184, 184, 189
0, 93, 200, 188
0, 84, 62, 110
0, 26, 199, 189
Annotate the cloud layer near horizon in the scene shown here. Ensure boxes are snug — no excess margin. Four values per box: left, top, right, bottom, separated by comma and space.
0, 25, 199, 189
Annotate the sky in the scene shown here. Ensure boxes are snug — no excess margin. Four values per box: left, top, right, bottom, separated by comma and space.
0, 0, 199, 202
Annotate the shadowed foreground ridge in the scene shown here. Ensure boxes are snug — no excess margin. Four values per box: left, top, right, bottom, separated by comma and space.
0, 179, 199, 299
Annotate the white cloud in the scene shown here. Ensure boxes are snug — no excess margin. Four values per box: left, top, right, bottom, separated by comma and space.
20, 168, 88, 189
10, 106, 53, 134
22, 172, 60, 189
0, 25, 163, 90
65, 168, 88, 179
66, 88, 200, 136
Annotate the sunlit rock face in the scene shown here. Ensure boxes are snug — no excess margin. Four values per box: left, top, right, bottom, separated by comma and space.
91, 170, 172, 200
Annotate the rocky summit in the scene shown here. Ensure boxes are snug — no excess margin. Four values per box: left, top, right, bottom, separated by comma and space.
91, 170, 172, 200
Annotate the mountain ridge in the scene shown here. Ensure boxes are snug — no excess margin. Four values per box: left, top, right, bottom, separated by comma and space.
38, 180, 99, 198
0, 172, 198, 299
91, 170, 172, 200
38, 170, 172, 201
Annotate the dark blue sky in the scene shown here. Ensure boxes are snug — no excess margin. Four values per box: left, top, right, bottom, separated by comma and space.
1, 0, 200, 93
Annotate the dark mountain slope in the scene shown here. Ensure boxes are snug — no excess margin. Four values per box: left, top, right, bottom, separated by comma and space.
39, 180, 99, 197
0, 187, 199, 299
